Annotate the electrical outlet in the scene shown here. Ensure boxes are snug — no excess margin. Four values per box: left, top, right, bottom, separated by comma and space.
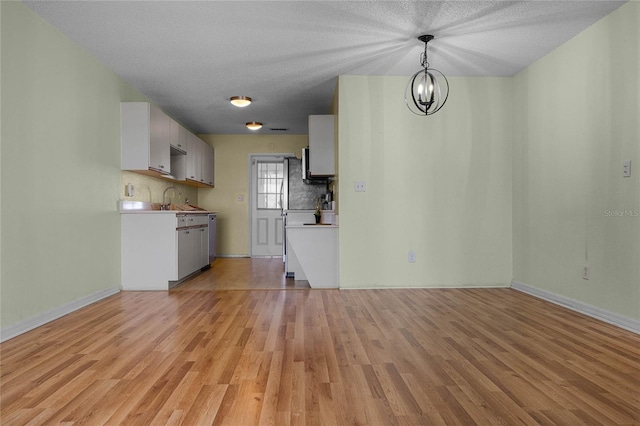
355, 181, 366, 192
236, 194, 245, 202
582, 265, 589, 280
408, 250, 416, 263
623, 160, 631, 177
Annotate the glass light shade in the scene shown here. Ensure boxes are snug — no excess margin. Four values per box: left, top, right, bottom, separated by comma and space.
230, 96, 252, 107
246, 121, 262, 130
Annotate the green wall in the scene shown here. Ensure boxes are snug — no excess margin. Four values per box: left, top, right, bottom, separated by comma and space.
336, 2, 639, 324
1, 1, 158, 331
338, 75, 513, 288
2, 1, 125, 329
512, 2, 640, 320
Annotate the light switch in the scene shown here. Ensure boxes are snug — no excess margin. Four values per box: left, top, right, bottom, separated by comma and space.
623, 160, 631, 177
355, 181, 366, 192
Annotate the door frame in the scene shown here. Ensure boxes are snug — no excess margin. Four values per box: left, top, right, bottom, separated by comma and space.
247, 153, 294, 257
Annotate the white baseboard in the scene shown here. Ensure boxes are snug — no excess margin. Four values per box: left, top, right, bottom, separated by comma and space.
341, 284, 510, 290
511, 281, 639, 335
216, 254, 250, 258
0, 287, 120, 343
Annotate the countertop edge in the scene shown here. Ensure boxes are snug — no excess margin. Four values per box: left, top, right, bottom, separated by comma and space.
120, 210, 217, 215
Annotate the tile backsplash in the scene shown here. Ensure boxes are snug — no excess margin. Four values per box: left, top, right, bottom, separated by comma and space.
120, 171, 199, 205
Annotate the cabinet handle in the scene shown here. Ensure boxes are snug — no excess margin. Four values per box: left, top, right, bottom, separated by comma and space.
185, 231, 189, 234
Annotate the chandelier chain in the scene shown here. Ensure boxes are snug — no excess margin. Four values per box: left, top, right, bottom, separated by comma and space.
420, 43, 429, 69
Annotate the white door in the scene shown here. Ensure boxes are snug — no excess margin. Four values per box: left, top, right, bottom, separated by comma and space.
250, 156, 285, 257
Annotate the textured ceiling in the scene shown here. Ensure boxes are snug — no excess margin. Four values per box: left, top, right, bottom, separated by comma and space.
25, 1, 625, 134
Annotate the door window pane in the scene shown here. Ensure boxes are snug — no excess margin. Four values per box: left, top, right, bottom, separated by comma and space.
257, 161, 284, 209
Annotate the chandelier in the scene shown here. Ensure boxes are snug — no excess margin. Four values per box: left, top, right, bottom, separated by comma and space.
405, 35, 449, 116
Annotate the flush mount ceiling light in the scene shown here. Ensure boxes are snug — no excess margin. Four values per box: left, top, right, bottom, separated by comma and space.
246, 121, 262, 130
230, 96, 252, 107
405, 35, 449, 116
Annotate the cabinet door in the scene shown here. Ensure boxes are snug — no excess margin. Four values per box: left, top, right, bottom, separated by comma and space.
308, 115, 335, 176
186, 133, 202, 183
197, 140, 206, 184
178, 125, 188, 153
169, 119, 187, 153
201, 143, 214, 187
149, 104, 171, 174
177, 229, 195, 280
121, 102, 150, 171
122, 213, 176, 290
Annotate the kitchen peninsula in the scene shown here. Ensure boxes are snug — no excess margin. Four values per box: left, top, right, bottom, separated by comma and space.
286, 223, 338, 288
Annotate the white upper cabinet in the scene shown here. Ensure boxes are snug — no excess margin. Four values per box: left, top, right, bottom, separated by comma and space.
149, 105, 171, 174
169, 118, 187, 154
308, 114, 335, 176
186, 133, 214, 187
186, 132, 202, 183
202, 142, 214, 187
121, 102, 213, 187
121, 102, 171, 175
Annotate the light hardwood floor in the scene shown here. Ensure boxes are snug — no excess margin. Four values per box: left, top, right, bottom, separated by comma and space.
1, 260, 639, 425
180, 257, 311, 291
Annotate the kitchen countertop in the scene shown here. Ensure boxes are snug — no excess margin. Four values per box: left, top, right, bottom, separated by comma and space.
120, 210, 217, 215
118, 200, 216, 214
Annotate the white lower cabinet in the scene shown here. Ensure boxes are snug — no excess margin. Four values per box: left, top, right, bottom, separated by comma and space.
177, 228, 195, 280
122, 213, 209, 290
177, 225, 209, 281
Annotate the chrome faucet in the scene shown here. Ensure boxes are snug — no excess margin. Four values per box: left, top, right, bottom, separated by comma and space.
161, 187, 182, 210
